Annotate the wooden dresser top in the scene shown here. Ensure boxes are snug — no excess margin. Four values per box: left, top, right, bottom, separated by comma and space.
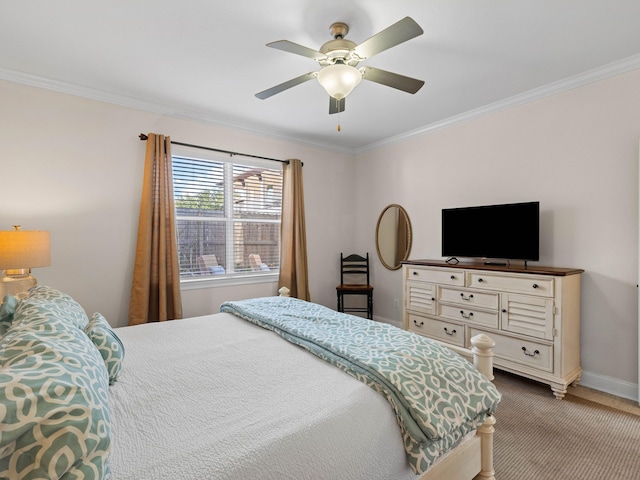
402, 259, 584, 276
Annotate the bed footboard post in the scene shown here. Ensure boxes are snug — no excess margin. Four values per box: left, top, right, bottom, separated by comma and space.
476, 414, 496, 479
471, 334, 496, 479
278, 286, 290, 297
470, 334, 495, 381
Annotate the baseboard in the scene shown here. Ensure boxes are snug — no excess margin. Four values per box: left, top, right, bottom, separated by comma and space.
579, 370, 639, 403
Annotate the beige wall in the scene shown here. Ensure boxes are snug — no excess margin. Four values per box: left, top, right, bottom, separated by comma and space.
0, 79, 354, 327
1, 67, 639, 399
356, 68, 640, 398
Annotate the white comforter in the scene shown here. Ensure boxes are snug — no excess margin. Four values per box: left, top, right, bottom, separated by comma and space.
108, 312, 418, 479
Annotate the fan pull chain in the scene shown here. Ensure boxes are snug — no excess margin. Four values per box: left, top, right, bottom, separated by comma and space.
337, 111, 342, 132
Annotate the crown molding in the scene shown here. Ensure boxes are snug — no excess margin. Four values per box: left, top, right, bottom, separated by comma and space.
0, 67, 356, 156
355, 53, 640, 155
3, 53, 640, 157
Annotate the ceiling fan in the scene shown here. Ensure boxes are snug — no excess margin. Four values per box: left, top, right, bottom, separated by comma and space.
255, 16, 425, 114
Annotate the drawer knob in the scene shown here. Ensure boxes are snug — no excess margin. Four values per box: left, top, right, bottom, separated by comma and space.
532, 283, 539, 289
413, 271, 418, 276
460, 293, 474, 301
431, 297, 435, 301
450, 275, 456, 280
521, 346, 540, 357
460, 310, 474, 319
502, 309, 507, 313
477, 278, 484, 283
444, 327, 457, 336
413, 319, 424, 327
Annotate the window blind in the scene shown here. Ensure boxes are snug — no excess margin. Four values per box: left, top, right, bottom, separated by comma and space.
172, 155, 282, 279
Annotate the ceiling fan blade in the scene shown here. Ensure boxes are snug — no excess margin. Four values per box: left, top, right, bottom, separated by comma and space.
329, 97, 345, 114
255, 72, 317, 100
267, 40, 327, 61
352, 17, 423, 60
361, 66, 424, 94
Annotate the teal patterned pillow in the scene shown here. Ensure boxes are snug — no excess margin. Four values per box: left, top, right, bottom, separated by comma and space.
19, 285, 89, 330
0, 291, 111, 479
0, 295, 18, 336
85, 312, 125, 385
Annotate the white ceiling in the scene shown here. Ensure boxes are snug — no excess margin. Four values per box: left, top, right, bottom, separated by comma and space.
2, 1, 640, 154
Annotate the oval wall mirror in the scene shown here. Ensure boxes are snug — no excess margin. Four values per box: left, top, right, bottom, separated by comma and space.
375, 204, 412, 270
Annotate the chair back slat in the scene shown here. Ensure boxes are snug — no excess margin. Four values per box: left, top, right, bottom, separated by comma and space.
340, 252, 370, 286
337, 252, 373, 319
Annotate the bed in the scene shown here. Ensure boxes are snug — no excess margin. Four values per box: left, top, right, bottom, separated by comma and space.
0, 287, 500, 480
109, 296, 500, 479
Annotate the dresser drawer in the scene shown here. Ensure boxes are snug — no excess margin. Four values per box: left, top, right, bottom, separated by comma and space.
439, 286, 499, 309
407, 267, 464, 286
409, 314, 465, 347
467, 271, 554, 297
439, 304, 499, 329
470, 328, 553, 373
406, 281, 436, 314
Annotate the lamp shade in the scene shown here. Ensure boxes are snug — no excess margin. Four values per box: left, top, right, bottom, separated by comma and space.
0, 228, 51, 270
317, 64, 362, 100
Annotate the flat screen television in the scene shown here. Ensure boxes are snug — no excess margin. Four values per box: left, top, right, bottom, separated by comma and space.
441, 201, 539, 263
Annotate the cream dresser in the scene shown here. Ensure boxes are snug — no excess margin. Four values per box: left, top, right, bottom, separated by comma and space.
402, 260, 584, 399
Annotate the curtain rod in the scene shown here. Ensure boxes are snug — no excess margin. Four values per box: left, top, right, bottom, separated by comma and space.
138, 134, 291, 165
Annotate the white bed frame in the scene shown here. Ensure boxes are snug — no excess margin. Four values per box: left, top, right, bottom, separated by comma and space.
277, 287, 497, 479
418, 334, 497, 480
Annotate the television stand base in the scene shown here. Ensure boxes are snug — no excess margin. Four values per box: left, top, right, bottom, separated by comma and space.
483, 260, 510, 267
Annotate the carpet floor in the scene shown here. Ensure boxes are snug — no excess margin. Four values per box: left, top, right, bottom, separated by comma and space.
492, 371, 640, 479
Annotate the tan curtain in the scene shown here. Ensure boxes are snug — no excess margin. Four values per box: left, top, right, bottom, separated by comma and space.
128, 133, 182, 325
278, 159, 310, 300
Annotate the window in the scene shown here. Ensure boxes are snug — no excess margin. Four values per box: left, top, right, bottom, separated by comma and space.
172, 152, 283, 281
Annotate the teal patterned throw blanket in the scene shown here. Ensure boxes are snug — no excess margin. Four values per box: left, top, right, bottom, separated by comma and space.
220, 297, 501, 474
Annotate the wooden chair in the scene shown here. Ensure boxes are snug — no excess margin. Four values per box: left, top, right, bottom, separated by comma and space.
336, 253, 373, 319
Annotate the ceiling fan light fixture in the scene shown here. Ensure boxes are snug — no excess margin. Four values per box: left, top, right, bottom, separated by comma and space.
317, 64, 362, 100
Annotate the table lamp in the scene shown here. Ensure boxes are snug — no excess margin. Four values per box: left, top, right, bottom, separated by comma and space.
0, 225, 51, 299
